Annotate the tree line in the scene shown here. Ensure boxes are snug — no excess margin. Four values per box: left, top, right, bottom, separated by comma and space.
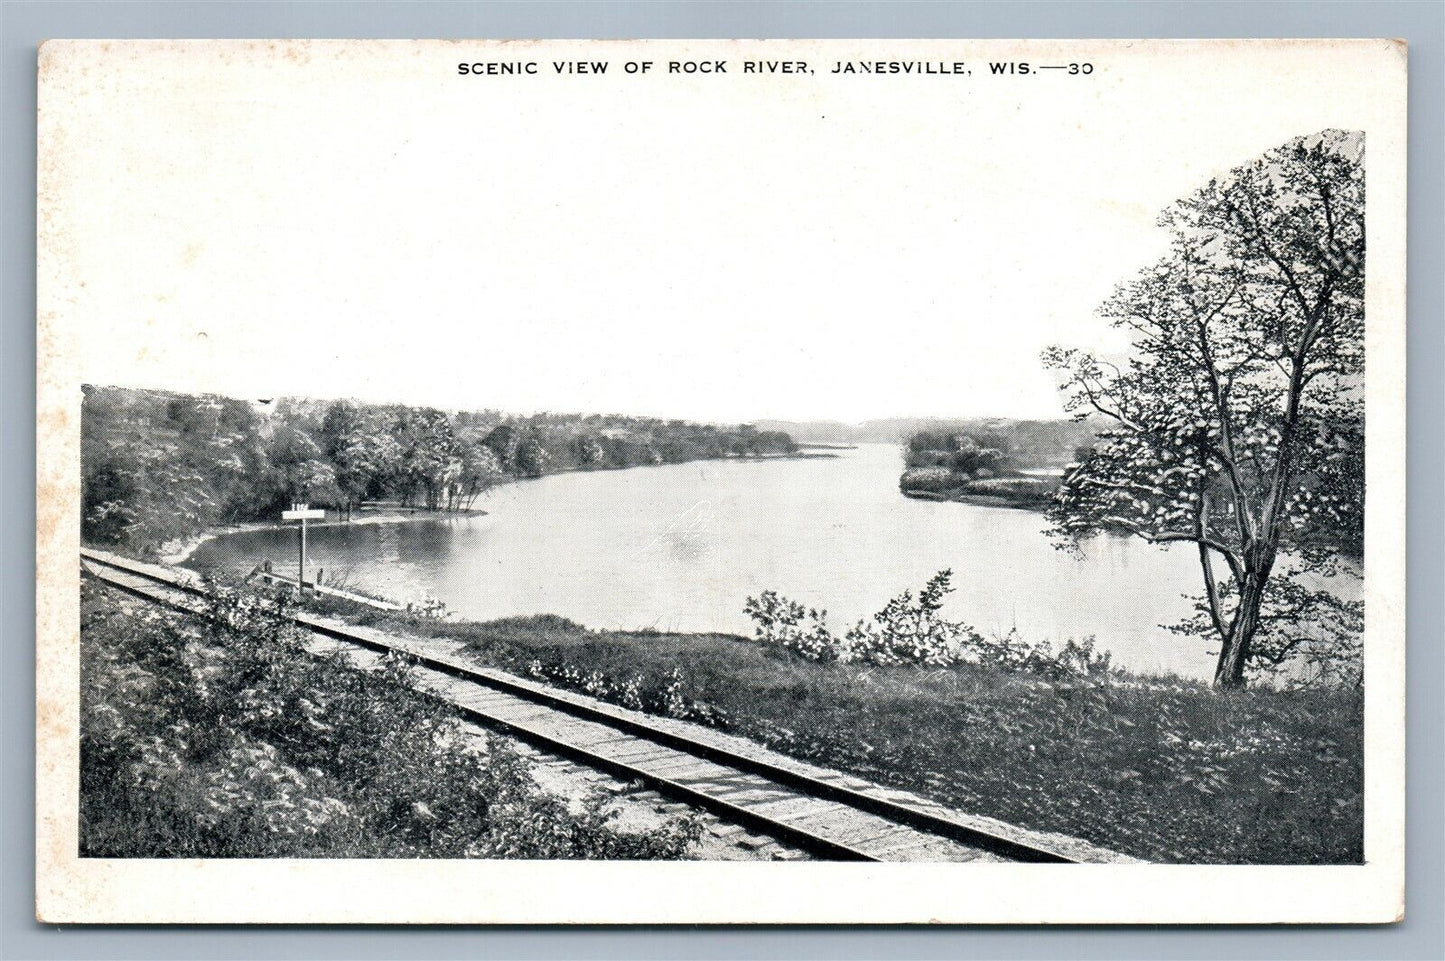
81, 386, 797, 553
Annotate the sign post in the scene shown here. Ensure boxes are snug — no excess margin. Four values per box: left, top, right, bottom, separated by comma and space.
281, 503, 326, 594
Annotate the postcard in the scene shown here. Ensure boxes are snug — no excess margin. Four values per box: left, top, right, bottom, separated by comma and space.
36, 38, 1406, 923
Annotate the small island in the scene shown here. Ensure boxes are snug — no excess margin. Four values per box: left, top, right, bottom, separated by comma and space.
897, 420, 1096, 510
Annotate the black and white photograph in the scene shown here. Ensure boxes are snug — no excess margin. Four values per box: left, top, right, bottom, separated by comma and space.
35, 38, 1407, 924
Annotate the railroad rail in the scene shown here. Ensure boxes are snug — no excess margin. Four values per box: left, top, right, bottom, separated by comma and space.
80, 548, 1134, 864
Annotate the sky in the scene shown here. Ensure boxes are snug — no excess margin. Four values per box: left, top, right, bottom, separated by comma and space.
44, 40, 1398, 424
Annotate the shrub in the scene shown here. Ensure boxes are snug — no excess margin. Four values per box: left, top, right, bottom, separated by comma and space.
969, 630, 1113, 680
402, 595, 450, 622
964, 477, 1049, 496
744, 572, 1115, 679
842, 570, 976, 667
963, 477, 1058, 507
525, 660, 729, 727
745, 571, 979, 668
898, 466, 959, 494
79, 579, 699, 859
741, 590, 840, 662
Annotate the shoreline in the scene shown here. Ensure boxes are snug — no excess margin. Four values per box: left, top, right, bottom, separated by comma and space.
118, 539, 1249, 690
161, 451, 831, 565
899, 488, 1048, 512
159, 506, 488, 565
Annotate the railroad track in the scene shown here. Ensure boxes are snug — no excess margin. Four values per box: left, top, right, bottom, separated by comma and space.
80, 548, 1133, 864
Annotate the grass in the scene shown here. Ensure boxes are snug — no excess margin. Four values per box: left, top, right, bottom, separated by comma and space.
324, 601, 1364, 865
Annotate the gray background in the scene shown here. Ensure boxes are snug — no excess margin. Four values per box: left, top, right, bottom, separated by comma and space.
2, 1, 1440, 958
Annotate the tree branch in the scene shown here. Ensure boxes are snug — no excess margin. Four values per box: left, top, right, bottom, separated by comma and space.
1194, 490, 1231, 639
1097, 515, 1243, 575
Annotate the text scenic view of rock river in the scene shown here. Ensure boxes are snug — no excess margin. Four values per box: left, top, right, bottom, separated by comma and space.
188, 443, 1215, 681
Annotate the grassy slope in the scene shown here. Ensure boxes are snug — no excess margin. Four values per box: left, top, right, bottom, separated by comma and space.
328, 606, 1363, 865
79, 582, 699, 859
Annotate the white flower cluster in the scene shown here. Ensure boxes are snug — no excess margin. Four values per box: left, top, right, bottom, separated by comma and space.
526, 660, 710, 722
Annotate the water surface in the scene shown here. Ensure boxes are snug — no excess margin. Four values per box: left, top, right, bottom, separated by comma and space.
189, 444, 1216, 679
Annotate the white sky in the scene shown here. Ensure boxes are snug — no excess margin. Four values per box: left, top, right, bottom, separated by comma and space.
45, 40, 1396, 424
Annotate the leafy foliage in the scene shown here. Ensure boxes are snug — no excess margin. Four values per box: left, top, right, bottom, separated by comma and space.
524, 660, 729, 727
744, 572, 1112, 678
897, 466, 960, 496
841, 571, 973, 667
80, 580, 699, 859
906, 430, 1009, 475
899, 427, 1073, 507
81, 385, 798, 552
741, 591, 842, 663
1043, 130, 1365, 688
1170, 555, 1363, 689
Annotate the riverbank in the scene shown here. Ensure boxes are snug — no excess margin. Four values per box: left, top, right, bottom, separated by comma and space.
312, 595, 1363, 865
158, 452, 841, 566
157, 504, 489, 565
901, 488, 1040, 511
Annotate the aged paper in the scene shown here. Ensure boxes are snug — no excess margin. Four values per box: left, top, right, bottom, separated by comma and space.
38, 39, 1405, 923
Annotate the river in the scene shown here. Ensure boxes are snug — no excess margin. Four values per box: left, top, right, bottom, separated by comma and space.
187, 443, 1217, 679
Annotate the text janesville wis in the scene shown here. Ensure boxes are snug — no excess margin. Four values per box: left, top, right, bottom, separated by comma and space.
456, 59, 1089, 76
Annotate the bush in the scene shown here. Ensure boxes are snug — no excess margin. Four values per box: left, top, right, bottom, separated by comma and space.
963, 477, 1058, 507
964, 477, 1050, 497
971, 630, 1113, 680
899, 466, 960, 494
744, 571, 1114, 679
741, 591, 840, 662
525, 660, 729, 727
842, 570, 975, 667
745, 571, 977, 668
80, 579, 700, 859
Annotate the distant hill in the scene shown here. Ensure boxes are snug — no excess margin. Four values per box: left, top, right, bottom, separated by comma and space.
753, 418, 945, 445
756, 417, 1102, 467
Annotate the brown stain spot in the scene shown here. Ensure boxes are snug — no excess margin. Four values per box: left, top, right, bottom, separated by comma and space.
182, 242, 202, 266
279, 40, 313, 68
36, 687, 66, 741
36, 39, 60, 78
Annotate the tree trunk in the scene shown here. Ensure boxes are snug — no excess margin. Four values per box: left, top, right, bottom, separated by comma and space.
1213, 572, 1266, 689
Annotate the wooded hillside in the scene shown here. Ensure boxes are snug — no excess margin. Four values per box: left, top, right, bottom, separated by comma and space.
81, 385, 796, 553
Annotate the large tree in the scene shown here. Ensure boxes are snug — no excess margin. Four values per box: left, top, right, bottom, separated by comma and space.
1044, 130, 1365, 689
